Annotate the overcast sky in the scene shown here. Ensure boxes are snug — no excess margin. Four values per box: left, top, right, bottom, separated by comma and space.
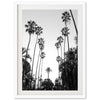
22, 9, 78, 82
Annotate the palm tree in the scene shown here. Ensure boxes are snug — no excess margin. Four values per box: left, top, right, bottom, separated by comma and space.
46, 67, 52, 79
37, 38, 44, 78
25, 20, 37, 61
57, 36, 63, 58
32, 26, 43, 75
35, 38, 44, 88
61, 11, 71, 60
55, 42, 60, 56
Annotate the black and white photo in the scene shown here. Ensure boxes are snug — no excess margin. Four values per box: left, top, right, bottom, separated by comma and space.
17, 3, 86, 98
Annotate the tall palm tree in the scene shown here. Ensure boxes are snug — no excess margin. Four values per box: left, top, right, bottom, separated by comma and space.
35, 38, 44, 88
37, 38, 44, 78
55, 42, 60, 56
61, 11, 71, 60
57, 36, 63, 58
32, 26, 43, 75
46, 67, 52, 79
25, 20, 37, 61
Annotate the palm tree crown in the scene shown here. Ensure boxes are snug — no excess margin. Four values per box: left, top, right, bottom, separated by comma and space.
38, 38, 45, 51
46, 67, 52, 74
55, 42, 60, 49
25, 20, 37, 34
56, 56, 62, 62
61, 11, 71, 24
35, 26, 43, 35
38, 38, 45, 45
40, 52, 46, 59
61, 27, 70, 36
46, 67, 52, 79
57, 36, 63, 44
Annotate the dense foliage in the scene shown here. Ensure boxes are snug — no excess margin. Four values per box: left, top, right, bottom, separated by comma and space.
59, 48, 78, 90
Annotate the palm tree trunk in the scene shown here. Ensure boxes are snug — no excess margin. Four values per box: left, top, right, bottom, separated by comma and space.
48, 72, 49, 79
35, 50, 41, 89
67, 35, 69, 51
60, 44, 62, 58
40, 59, 43, 79
32, 35, 38, 75
38, 55, 42, 88
58, 62, 60, 78
39, 59, 43, 87
57, 48, 59, 56
25, 34, 31, 61
70, 9, 78, 35
65, 21, 67, 27
64, 36, 66, 61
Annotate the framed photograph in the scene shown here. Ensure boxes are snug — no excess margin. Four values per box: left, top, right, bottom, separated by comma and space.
15, 1, 86, 99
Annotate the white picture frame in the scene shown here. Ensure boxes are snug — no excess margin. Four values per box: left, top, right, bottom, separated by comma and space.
15, 1, 86, 99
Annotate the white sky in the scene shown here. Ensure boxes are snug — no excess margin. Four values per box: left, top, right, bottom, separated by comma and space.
22, 9, 78, 82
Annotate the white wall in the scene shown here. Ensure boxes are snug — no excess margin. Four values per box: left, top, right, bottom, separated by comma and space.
0, 0, 100, 100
